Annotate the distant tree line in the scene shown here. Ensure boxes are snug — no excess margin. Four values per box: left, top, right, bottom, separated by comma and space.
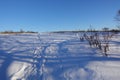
0, 29, 38, 34
52, 28, 120, 34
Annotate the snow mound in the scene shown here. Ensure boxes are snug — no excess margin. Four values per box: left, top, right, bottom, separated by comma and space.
64, 67, 94, 80
45, 44, 59, 55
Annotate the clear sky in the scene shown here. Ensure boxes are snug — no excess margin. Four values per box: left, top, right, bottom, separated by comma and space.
0, 0, 120, 32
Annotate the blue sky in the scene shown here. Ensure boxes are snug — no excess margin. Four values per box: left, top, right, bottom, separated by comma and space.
0, 0, 120, 32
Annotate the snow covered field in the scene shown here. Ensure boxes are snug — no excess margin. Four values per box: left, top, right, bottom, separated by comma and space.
0, 32, 120, 80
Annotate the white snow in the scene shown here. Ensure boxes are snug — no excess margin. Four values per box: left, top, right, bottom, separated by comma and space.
0, 32, 120, 80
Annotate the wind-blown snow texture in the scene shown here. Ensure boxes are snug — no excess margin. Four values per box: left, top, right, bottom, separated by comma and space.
0, 32, 120, 80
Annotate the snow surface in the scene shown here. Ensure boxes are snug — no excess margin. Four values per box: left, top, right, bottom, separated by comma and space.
0, 32, 120, 80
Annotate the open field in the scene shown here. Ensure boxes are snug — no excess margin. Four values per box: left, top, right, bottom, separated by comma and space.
0, 32, 120, 80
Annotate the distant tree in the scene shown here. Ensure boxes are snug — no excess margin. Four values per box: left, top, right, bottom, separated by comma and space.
115, 10, 120, 21
115, 10, 120, 31
20, 29, 24, 33
116, 25, 120, 31
102, 27, 109, 32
